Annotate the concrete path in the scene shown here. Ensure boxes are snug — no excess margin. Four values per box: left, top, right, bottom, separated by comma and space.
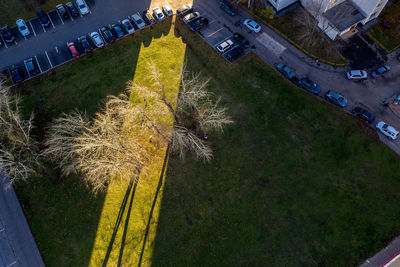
0, 170, 44, 267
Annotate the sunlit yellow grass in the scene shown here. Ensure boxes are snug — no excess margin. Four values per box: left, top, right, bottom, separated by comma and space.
89, 17, 187, 266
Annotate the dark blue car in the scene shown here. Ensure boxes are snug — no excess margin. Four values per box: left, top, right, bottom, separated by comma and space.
220, 1, 237, 16
299, 78, 320, 95
352, 106, 375, 123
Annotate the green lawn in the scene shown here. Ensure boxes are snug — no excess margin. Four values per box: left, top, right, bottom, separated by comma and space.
0, 0, 61, 26
367, 1, 400, 52
14, 18, 400, 266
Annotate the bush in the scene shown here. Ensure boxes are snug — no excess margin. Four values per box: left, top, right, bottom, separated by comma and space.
257, 7, 274, 20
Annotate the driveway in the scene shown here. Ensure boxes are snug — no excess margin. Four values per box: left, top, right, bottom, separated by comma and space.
0, 171, 44, 267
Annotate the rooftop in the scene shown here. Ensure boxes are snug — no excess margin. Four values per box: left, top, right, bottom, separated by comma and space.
323, 0, 366, 31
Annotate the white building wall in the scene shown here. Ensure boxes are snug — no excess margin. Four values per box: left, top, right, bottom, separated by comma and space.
267, 0, 298, 11
350, 0, 388, 24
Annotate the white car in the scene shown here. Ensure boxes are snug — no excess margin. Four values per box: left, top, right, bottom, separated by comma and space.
75, 0, 89, 15
131, 13, 146, 29
162, 5, 173, 16
152, 6, 165, 21
122, 19, 135, 34
346, 70, 367, 80
16, 19, 30, 36
90, 32, 104, 48
376, 121, 399, 140
243, 19, 261, 33
216, 39, 234, 53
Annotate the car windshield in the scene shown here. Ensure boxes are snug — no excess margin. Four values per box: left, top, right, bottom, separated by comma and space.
20, 25, 26, 30
137, 19, 143, 24
158, 13, 163, 18
338, 96, 344, 102
382, 124, 388, 129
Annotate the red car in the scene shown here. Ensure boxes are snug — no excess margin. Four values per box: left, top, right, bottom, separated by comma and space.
67, 42, 80, 58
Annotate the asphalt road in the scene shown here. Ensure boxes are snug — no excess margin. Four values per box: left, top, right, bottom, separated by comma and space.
0, 170, 44, 267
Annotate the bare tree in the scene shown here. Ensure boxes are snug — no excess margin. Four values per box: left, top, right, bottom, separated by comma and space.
0, 85, 40, 185
43, 63, 232, 192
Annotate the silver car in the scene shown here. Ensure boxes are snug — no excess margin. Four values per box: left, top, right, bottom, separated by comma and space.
90, 32, 104, 48
131, 13, 146, 29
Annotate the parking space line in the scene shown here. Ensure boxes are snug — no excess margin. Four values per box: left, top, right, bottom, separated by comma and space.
35, 56, 43, 73
207, 27, 224, 38
0, 228, 4, 232
57, 12, 65, 25
55, 46, 59, 53
24, 35, 27, 40
41, 22, 46, 32
29, 21, 36, 36
6, 261, 17, 267
45, 51, 54, 68
2, 36, 8, 48
48, 13, 55, 29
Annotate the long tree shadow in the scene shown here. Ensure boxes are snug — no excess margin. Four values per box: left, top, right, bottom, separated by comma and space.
103, 177, 136, 267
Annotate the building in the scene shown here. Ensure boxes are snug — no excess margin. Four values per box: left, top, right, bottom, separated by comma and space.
267, 0, 298, 12
300, 0, 388, 40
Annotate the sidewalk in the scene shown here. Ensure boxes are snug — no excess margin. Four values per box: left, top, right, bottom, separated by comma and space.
361, 236, 400, 267
0, 171, 44, 267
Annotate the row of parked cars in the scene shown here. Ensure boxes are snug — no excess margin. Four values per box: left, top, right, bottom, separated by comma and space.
0, 0, 90, 47
346, 64, 391, 80
276, 62, 400, 140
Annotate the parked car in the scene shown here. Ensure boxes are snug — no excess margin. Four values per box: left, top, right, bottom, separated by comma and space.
75, 0, 89, 15
177, 4, 193, 17
143, 10, 155, 24
152, 6, 165, 22
10, 66, 24, 84
24, 58, 40, 76
16, 19, 30, 36
111, 24, 124, 38
162, 5, 173, 16
78, 35, 91, 52
299, 78, 320, 95
276, 63, 295, 79
216, 39, 234, 53
67, 42, 80, 58
189, 17, 209, 31
100, 26, 116, 43
225, 47, 244, 62
243, 19, 261, 33
37, 10, 50, 27
66, 2, 79, 17
2, 26, 15, 43
56, 4, 69, 19
131, 13, 146, 29
325, 90, 347, 108
122, 19, 135, 34
352, 106, 375, 123
346, 70, 367, 80
183, 11, 200, 24
233, 32, 249, 48
371, 65, 390, 78
90, 32, 104, 48
376, 121, 399, 140
220, 0, 237, 16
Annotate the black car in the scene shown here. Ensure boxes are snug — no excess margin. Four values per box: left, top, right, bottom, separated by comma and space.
111, 24, 124, 38
37, 10, 50, 27
220, 0, 237, 16
1, 26, 15, 43
189, 17, 209, 31
100, 26, 116, 43
10, 66, 24, 84
78, 35, 91, 52
225, 47, 244, 62
66, 2, 79, 17
352, 106, 375, 123
232, 33, 249, 48
56, 4, 69, 19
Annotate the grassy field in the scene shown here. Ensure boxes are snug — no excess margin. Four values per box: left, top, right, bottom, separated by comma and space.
0, 0, 61, 26
367, 0, 400, 52
14, 17, 400, 267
